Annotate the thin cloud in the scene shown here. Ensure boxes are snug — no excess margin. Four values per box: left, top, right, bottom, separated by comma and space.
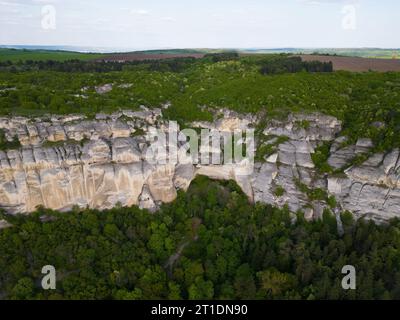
298, 0, 359, 4
32, 0, 59, 3
161, 16, 176, 22
131, 9, 150, 15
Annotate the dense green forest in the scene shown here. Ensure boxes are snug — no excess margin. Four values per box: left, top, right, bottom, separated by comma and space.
1, 54, 400, 153
1, 176, 399, 300
1, 54, 400, 300
259, 56, 333, 74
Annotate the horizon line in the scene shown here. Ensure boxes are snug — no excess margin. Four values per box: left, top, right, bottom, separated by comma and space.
1, 45, 400, 54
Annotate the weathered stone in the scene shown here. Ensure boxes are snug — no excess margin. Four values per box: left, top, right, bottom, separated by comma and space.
355, 138, 374, 154
330, 150, 400, 221
47, 125, 67, 142
266, 153, 278, 163
111, 138, 141, 163
264, 113, 342, 141
328, 146, 355, 169
147, 164, 177, 203
139, 185, 157, 212
95, 84, 113, 94
174, 164, 195, 191
0, 111, 399, 224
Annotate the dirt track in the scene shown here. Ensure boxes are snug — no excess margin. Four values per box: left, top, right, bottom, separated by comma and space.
298, 54, 400, 72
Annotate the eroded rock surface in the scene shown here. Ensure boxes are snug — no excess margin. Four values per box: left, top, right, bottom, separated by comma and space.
329, 149, 400, 222
0, 109, 399, 223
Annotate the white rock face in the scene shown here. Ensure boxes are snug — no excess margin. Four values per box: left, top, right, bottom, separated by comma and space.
0, 111, 399, 223
173, 164, 195, 191
329, 149, 400, 222
139, 185, 157, 212
95, 84, 113, 94
0, 110, 165, 213
0, 141, 149, 213
264, 113, 341, 141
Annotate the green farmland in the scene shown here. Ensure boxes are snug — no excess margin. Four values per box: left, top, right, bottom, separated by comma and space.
0, 48, 104, 62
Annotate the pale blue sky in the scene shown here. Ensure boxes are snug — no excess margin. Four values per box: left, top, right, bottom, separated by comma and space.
0, 0, 399, 50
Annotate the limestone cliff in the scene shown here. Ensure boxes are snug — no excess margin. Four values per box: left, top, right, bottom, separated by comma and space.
0, 107, 399, 222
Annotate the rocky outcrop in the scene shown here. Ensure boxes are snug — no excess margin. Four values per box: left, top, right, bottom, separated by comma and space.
0, 106, 161, 147
192, 109, 255, 132
95, 84, 113, 94
0, 109, 399, 223
250, 113, 341, 218
328, 137, 374, 170
328, 149, 400, 222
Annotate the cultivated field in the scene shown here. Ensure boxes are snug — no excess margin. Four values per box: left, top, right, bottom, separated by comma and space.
299, 54, 400, 72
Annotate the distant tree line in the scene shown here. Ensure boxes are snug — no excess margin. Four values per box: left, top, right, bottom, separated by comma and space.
203, 52, 240, 62
0, 53, 332, 75
0, 57, 200, 73
260, 56, 333, 75
145, 57, 198, 73
0, 53, 240, 73
0, 59, 124, 72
